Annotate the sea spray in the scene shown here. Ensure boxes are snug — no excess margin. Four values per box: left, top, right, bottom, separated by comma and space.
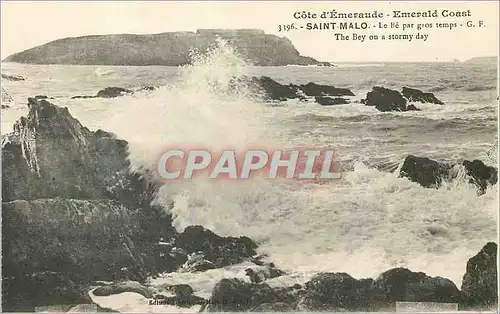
36, 40, 497, 289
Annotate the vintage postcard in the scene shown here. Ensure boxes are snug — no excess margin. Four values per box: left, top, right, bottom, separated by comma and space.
1, 1, 498, 313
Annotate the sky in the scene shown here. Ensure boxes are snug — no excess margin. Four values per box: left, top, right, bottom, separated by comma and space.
1, 1, 499, 62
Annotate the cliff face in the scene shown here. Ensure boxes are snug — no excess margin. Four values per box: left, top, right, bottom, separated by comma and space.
3, 29, 331, 66
1, 98, 175, 310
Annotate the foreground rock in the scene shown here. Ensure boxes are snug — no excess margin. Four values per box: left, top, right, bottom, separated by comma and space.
297, 273, 386, 311
461, 242, 498, 309
235, 76, 301, 101
300, 82, 354, 97
401, 86, 444, 104
2, 73, 25, 81
399, 155, 497, 194
5, 29, 331, 66
238, 76, 354, 101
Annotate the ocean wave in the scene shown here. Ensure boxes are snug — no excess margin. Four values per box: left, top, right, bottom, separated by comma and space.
1, 40, 496, 293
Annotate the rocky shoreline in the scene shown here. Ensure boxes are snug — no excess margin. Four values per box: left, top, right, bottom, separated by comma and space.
2, 29, 331, 67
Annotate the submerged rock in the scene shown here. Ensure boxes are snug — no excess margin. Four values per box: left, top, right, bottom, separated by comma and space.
461, 242, 498, 309
401, 86, 444, 105
462, 159, 498, 194
365, 86, 407, 112
399, 155, 497, 194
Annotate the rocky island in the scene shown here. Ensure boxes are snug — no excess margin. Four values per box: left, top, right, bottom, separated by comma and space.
2, 29, 331, 67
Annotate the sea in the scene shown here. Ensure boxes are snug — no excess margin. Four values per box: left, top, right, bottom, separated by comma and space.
1, 42, 498, 312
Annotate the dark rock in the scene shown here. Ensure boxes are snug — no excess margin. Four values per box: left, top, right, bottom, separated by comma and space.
71, 87, 133, 99
461, 242, 498, 309
96, 87, 133, 98
462, 160, 498, 194
179, 252, 217, 272
298, 273, 386, 311
254, 76, 300, 101
175, 225, 258, 268
1, 104, 10, 109
252, 302, 295, 311
152, 295, 206, 308
401, 87, 444, 105
152, 244, 188, 273
1, 271, 90, 312
249, 254, 267, 266
399, 155, 452, 188
2, 86, 13, 103
374, 268, 461, 308
2, 199, 149, 283
1, 98, 177, 310
399, 155, 497, 194
2, 73, 25, 81
4, 29, 331, 67
34, 95, 51, 100
140, 86, 157, 91
365, 86, 407, 112
71, 95, 97, 99
154, 283, 207, 308
406, 104, 421, 111
209, 278, 296, 312
300, 82, 355, 97
231, 76, 354, 102
159, 284, 194, 297
315, 96, 349, 106
93, 281, 153, 299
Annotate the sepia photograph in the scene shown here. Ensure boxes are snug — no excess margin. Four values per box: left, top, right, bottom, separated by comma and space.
1, 1, 498, 312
